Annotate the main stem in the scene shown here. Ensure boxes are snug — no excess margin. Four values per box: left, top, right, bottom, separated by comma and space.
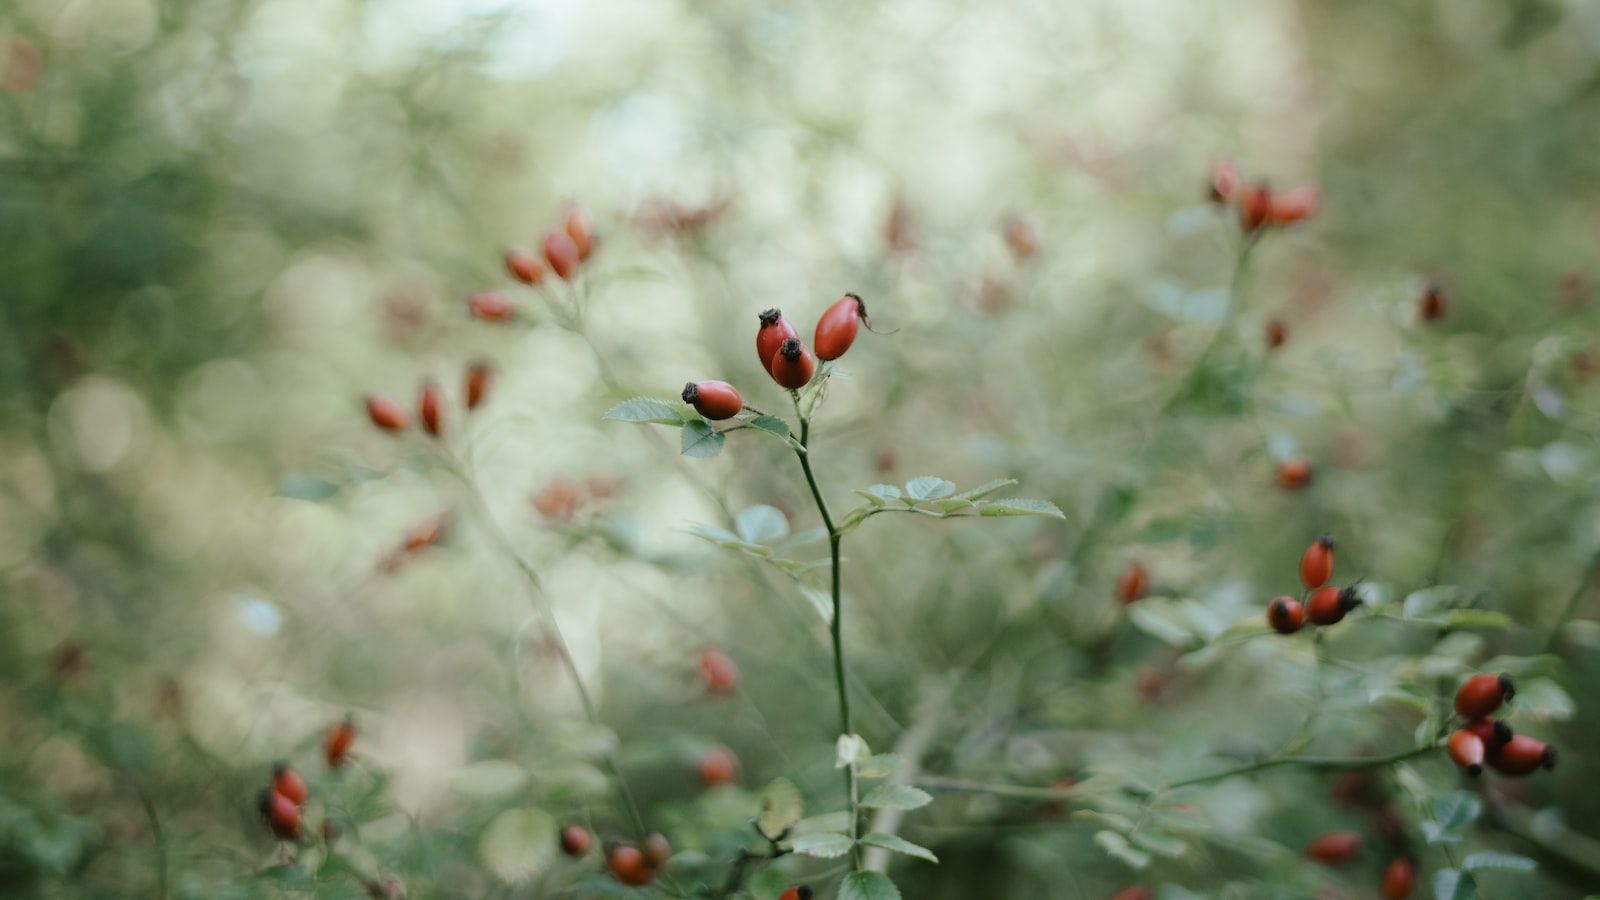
792, 400, 858, 864
1161, 743, 1434, 792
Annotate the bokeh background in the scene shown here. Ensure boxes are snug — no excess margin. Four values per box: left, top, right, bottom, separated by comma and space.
4, 0, 1600, 896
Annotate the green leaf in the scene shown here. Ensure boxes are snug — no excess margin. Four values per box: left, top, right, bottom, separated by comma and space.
683, 522, 743, 544
1434, 869, 1477, 900
1514, 677, 1576, 721
978, 498, 1066, 518
791, 812, 852, 835
756, 777, 805, 841
838, 871, 902, 900
1127, 828, 1186, 858
749, 415, 790, 439
1093, 830, 1151, 870
477, 808, 558, 882
860, 784, 932, 810
450, 760, 529, 797
953, 478, 1018, 501
681, 420, 725, 458
605, 397, 685, 425
1126, 600, 1199, 648
1403, 585, 1463, 619
1462, 851, 1537, 873
279, 474, 341, 502
836, 734, 872, 768
789, 832, 854, 859
866, 484, 903, 502
933, 497, 974, 513
1434, 790, 1483, 830
1444, 610, 1513, 630
736, 505, 790, 544
859, 832, 938, 863
905, 476, 956, 501
854, 489, 888, 506
858, 754, 905, 779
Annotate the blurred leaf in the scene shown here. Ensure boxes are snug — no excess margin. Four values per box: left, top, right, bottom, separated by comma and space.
854, 489, 888, 506
953, 478, 1018, 501
866, 484, 903, 501
605, 397, 685, 425
736, 505, 790, 544
278, 474, 341, 502
799, 586, 834, 624
683, 522, 744, 544
860, 832, 937, 863
1513, 678, 1575, 721
1462, 851, 1537, 873
1128, 829, 1187, 858
860, 784, 932, 810
756, 777, 804, 841
1127, 600, 1200, 648
1434, 791, 1483, 830
836, 734, 871, 768
1441, 610, 1513, 631
1434, 869, 1477, 900
838, 871, 902, 900
1093, 830, 1152, 869
791, 812, 852, 835
858, 754, 905, 779
450, 760, 529, 798
1403, 586, 1463, 619
789, 832, 854, 858
904, 476, 956, 501
978, 498, 1066, 518
681, 420, 725, 458
478, 807, 557, 883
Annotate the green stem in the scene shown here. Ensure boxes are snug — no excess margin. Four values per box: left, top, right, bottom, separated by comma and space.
1160, 744, 1435, 792
133, 781, 168, 900
791, 395, 859, 868
1546, 547, 1600, 652
915, 776, 1075, 802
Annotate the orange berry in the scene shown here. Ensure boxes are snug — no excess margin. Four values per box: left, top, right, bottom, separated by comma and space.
468, 290, 516, 322
419, 382, 443, 437
698, 649, 740, 694
366, 394, 408, 432
1454, 673, 1514, 720
1382, 856, 1416, 900
1277, 456, 1314, 490
697, 744, 739, 787
1447, 729, 1485, 776
1487, 735, 1557, 776
1304, 830, 1362, 865
1116, 562, 1148, 604
505, 248, 546, 285
272, 763, 308, 807
259, 789, 302, 841
465, 363, 493, 411
326, 716, 356, 769
543, 230, 580, 280
564, 204, 595, 261
559, 824, 591, 857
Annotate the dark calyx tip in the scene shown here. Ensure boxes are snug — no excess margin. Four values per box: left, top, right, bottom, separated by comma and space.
1542, 746, 1558, 770
1338, 586, 1363, 610
682, 383, 699, 404
1269, 599, 1286, 617
798, 888, 814, 900
779, 338, 802, 360
1498, 673, 1516, 700
758, 308, 783, 326
1318, 533, 1335, 549
1465, 763, 1483, 777
1491, 720, 1513, 744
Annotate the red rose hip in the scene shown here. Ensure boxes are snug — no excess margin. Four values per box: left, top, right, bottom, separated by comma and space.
813, 293, 868, 361
1304, 830, 1362, 865
682, 381, 743, 420
1299, 534, 1335, 590
1454, 673, 1514, 720
1307, 585, 1362, 626
543, 230, 580, 280
366, 394, 409, 432
756, 309, 798, 375
769, 338, 815, 390
1268, 596, 1305, 634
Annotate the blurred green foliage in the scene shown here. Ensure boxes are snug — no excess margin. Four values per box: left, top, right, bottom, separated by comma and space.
3, 0, 1600, 897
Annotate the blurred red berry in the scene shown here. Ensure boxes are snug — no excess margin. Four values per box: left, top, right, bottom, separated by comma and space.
1277, 456, 1314, 490
1447, 729, 1484, 776
608, 843, 653, 885
468, 290, 516, 322
543, 230, 580, 280
1208, 157, 1240, 203
419, 382, 443, 437
259, 789, 302, 841
1488, 735, 1557, 776
465, 363, 493, 411
505, 248, 546, 285
326, 716, 356, 769
273, 763, 308, 807
559, 824, 591, 857
697, 744, 739, 786
1382, 856, 1416, 899
1116, 561, 1148, 604
564, 204, 595, 260
698, 649, 740, 694
366, 394, 408, 432
1305, 830, 1362, 865
1268, 597, 1305, 635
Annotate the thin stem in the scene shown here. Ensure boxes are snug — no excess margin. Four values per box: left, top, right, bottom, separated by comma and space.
916, 776, 1074, 802
1160, 744, 1435, 792
1546, 547, 1600, 651
790, 393, 858, 868
133, 781, 168, 900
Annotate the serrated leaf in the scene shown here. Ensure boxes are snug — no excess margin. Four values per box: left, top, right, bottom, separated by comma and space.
749, 415, 790, 439
1514, 677, 1576, 721
789, 832, 854, 859
1463, 851, 1537, 873
279, 474, 341, 502
866, 484, 902, 501
859, 832, 938, 863
1435, 791, 1483, 830
1403, 585, 1462, 619
836, 734, 871, 768
791, 812, 851, 835
1444, 610, 1513, 630
681, 420, 725, 458
1434, 868, 1477, 900
953, 478, 1018, 501
854, 490, 888, 506
451, 760, 529, 797
736, 505, 790, 544
978, 498, 1066, 518
860, 784, 932, 810
933, 497, 974, 513
905, 476, 956, 500
1093, 830, 1151, 870
605, 397, 685, 425
858, 754, 905, 779
838, 871, 902, 900
756, 778, 804, 841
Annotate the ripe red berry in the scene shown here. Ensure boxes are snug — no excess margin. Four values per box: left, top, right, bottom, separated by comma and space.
756, 309, 798, 375
1237, 182, 1273, 233
1116, 562, 1148, 604
543, 230, 580, 280
259, 789, 302, 841
465, 363, 492, 411
608, 843, 653, 886
640, 832, 671, 869
366, 394, 409, 432
1299, 534, 1335, 590
1265, 318, 1287, 349
1266, 184, 1319, 226
559, 824, 591, 857
1454, 673, 1514, 720
505, 248, 546, 285
1307, 585, 1362, 626
326, 715, 356, 769
698, 648, 740, 694
468, 290, 515, 322
1304, 830, 1362, 865
1487, 735, 1557, 776
697, 744, 739, 787
1382, 856, 1416, 900
681, 380, 743, 421
1277, 456, 1314, 490
1268, 596, 1306, 634
273, 763, 308, 807
1462, 717, 1513, 750
1420, 283, 1447, 321
814, 293, 870, 361
419, 382, 443, 438
1207, 157, 1239, 203
779, 887, 814, 900
769, 338, 815, 390
564, 204, 595, 261
1447, 729, 1485, 776
1109, 888, 1152, 900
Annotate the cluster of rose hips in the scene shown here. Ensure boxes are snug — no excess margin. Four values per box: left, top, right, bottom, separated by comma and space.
255, 717, 356, 842
1267, 535, 1363, 633
1301, 829, 1417, 899
1206, 158, 1319, 234
466, 204, 599, 324
557, 824, 673, 887
681, 294, 883, 420
365, 363, 493, 437
1447, 673, 1556, 777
